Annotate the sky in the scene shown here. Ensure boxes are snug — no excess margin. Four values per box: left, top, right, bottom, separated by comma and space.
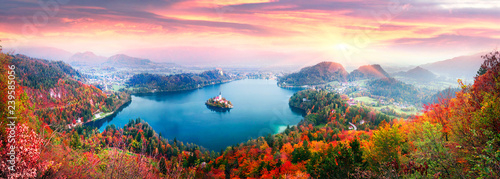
0, 0, 499, 67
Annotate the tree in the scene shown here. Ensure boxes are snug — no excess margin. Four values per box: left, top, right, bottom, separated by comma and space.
291, 143, 311, 164
306, 139, 365, 178
159, 157, 167, 174
476, 51, 500, 78
408, 121, 452, 177
105, 97, 114, 106
70, 132, 82, 149
0, 123, 49, 178
368, 123, 406, 167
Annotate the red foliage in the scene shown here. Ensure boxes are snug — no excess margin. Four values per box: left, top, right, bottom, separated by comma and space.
1, 123, 49, 178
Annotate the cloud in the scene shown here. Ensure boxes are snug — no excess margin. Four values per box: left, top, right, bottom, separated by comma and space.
1, 0, 499, 65
0, 0, 270, 35
392, 34, 500, 52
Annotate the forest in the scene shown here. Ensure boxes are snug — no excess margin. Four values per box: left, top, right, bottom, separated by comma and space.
0, 51, 499, 178
127, 70, 233, 93
10, 54, 82, 89
422, 87, 461, 105
366, 78, 421, 103
5, 54, 130, 127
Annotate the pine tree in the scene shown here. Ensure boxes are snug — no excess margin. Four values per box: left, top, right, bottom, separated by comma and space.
159, 157, 167, 174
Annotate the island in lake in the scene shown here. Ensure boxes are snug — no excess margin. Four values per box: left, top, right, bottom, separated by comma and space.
206, 92, 233, 112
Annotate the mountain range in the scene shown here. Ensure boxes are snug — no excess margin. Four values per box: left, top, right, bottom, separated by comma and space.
8, 46, 166, 68
421, 52, 485, 80
68, 51, 107, 66
7, 46, 487, 79
279, 62, 394, 86
281, 51, 487, 86
11, 46, 73, 61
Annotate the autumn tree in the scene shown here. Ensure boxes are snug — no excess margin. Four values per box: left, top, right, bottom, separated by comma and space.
367, 122, 407, 169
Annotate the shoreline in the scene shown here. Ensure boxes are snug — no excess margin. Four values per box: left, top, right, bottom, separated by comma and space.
92, 111, 114, 121
84, 95, 132, 125
277, 83, 309, 89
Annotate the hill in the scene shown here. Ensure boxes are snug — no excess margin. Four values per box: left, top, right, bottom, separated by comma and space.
278, 61, 348, 86
127, 69, 233, 93
68, 51, 107, 66
422, 87, 460, 104
367, 78, 420, 103
11, 54, 82, 89
8, 54, 129, 126
348, 64, 390, 81
103, 54, 155, 68
421, 52, 485, 80
395, 66, 437, 81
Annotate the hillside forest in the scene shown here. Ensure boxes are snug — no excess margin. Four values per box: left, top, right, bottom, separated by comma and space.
0, 51, 499, 178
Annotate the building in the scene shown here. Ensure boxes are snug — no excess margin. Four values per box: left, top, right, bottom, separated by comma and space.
214, 92, 223, 101
216, 68, 223, 75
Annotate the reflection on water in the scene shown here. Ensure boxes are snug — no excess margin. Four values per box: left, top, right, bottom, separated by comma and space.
205, 104, 231, 113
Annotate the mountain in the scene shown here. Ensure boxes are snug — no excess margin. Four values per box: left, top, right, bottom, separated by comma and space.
119, 46, 297, 67
68, 51, 107, 66
395, 66, 437, 81
382, 65, 417, 74
10, 46, 72, 61
103, 54, 155, 68
348, 64, 390, 81
421, 52, 485, 80
278, 61, 348, 86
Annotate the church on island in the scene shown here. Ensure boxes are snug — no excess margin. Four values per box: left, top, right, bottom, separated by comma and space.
206, 92, 233, 111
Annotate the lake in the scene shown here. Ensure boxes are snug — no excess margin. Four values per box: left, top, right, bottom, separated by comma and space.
88, 79, 304, 151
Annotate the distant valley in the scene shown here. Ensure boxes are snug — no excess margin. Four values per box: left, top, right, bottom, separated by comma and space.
10, 46, 485, 82
7, 48, 487, 121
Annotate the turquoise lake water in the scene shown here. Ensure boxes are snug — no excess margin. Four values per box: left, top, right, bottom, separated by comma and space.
89, 79, 303, 151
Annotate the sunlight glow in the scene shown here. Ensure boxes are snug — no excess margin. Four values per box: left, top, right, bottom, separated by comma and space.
336, 43, 350, 51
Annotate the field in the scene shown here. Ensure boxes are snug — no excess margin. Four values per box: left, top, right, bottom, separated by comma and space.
372, 105, 420, 115
112, 85, 125, 91
353, 96, 420, 116
353, 96, 377, 104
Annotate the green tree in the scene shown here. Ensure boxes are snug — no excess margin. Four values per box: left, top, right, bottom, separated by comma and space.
369, 123, 406, 167
407, 122, 451, 177
307, 140, 365, 178
70, 132, 82, 149
291, 142, 311, 164
159, 157, 167, 174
